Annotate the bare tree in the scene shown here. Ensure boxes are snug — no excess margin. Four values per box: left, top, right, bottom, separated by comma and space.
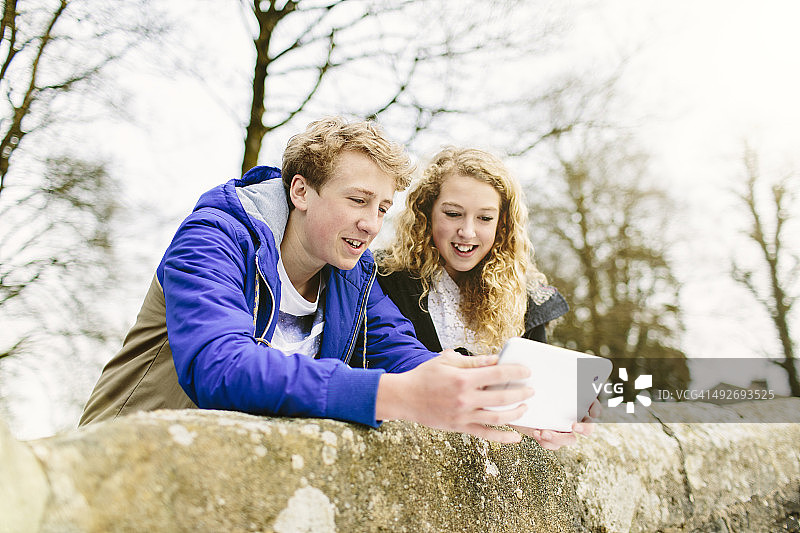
0, 156, 119, 358
526, 135, 690, 396
0, 1, 165, 193
731, 146, 799, 396
504, 68, 627, 158
0, 0, 169, 433
1, 0, 166, 351
233, 0, 551, 173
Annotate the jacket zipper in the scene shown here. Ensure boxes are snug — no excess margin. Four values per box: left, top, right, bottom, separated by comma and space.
253, 255, 373, 362
254, 257, 275, 347
343, 264, 376, 366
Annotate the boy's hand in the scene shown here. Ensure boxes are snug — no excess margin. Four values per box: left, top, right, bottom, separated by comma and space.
376, 349, 534, 443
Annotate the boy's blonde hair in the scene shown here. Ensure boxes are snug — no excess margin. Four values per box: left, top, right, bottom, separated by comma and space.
282, 117, 415, 199
379, 147, 547, 352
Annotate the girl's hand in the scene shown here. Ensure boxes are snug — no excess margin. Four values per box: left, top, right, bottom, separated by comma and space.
511, 398, 601, 450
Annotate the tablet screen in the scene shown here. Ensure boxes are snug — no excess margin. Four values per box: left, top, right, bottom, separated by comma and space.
488, 337, 612, 432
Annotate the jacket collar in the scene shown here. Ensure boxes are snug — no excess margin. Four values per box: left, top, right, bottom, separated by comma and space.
235, 166, 288, 247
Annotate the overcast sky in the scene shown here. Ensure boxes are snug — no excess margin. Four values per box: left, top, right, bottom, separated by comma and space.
568, 1, 800, 390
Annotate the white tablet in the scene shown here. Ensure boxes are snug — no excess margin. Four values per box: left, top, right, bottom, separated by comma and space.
488, 337, 613, 432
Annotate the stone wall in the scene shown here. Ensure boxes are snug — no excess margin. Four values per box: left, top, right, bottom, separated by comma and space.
2, 399, 799, 533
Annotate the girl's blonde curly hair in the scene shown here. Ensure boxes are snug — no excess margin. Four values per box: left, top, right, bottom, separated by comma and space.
378, 147, 547, 352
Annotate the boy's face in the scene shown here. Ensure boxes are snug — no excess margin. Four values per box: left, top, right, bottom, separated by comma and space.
295, 150, 395, 271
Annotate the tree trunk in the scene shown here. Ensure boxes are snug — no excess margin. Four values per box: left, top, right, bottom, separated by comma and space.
774, 309, 799, 396
241, 6, 279, 175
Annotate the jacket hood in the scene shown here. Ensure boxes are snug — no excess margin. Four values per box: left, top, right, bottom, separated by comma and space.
193, 165, 287, 247
191, 164, 377, 298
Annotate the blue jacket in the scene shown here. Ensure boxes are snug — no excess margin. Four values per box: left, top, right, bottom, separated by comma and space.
80, 166, 435, 427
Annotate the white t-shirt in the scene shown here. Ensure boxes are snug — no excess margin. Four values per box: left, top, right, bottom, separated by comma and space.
427, 269, 484, 355
270, 257, 325, 358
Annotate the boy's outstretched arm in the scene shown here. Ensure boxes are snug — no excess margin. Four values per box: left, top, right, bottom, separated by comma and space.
375, 350, 534, 443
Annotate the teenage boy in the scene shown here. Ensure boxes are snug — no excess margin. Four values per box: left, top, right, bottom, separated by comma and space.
80, 117, 538, 444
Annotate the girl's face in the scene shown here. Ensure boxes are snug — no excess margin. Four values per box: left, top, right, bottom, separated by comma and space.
430, 173, 502, 282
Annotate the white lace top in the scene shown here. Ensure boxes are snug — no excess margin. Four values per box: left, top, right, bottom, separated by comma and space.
427, 269, 485, 355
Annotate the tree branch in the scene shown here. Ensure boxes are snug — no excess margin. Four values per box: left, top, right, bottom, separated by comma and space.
268, 4, 335, 63
0, 0, 67, 193
264, 29, 334, 134
0, 0, 19, 80
364, 53, 420, 119
0, 335, 28, 361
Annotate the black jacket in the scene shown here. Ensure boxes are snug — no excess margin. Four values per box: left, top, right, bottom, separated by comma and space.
377, 269, 569, 352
